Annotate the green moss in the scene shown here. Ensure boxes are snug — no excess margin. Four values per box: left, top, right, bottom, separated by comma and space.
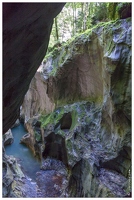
70, 110, 78, 131
105, 39, 115, 56
44, 20, 116, 61
45, 47, 60, 60
43, 19, 122, 80
126, 17, 131, 22
40, 113, 53, 127
66, 139, 73, 151
55, 95, 103, 109
40, 107, 65, 128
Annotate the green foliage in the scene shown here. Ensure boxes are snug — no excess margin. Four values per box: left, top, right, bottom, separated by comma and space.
47, 2, 131, 51
91, 3, 108, 24
48, 2, 111, 49
108, 3, 119, 20
108, 2, 131, 20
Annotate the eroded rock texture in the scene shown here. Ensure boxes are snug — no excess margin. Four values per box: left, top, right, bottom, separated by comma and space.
22, 18, 131, 197
3, 3, 65, 133
41, 102, 131, 197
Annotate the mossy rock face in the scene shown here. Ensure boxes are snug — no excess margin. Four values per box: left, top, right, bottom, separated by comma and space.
22, 18, 131, 198
42, 18, 131, 113
40, 100, 131, 197
40, 101, 87, 131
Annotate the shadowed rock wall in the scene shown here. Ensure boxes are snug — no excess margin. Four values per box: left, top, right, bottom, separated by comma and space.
3, 3, 65, 133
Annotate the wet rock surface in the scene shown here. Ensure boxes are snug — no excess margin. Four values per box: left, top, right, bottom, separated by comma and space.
37, 170, 63, 197
9, 177, 37, 198
35, 18, 131, 197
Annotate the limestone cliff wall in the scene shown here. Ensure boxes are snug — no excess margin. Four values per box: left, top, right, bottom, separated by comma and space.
21, 71, 55, 123
42, 18, 132, 197
45, 19, 131, 116
44, 18, 131, 155
22, 18, 131, 150
24, 18, 131, 125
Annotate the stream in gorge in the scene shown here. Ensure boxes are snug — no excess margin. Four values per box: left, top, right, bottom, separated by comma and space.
4, 123, 69, 197
5, 123, 41, 181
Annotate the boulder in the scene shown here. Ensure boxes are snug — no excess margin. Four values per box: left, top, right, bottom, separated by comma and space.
3, 129, 14, 146
3, 151, 37, 197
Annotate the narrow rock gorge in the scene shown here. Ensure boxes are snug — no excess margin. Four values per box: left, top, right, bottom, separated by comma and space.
21, 18, 131, 197
3, 3, 131, 198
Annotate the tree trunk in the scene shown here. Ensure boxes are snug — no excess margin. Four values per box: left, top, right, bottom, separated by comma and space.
83, 3, 87, 31
54, 17, 59, 42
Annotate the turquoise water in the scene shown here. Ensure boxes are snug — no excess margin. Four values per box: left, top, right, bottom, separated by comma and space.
5, 123, 41, 181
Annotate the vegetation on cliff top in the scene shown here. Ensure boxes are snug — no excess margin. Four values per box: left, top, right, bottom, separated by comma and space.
42, 3, 131, 79
43, 17, 131, 78
47, 2, 131, 51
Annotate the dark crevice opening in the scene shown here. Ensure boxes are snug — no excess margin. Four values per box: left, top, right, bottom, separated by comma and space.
99, 146, 131, 177
54, 112, 72, 131
42, 132, 68, 166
